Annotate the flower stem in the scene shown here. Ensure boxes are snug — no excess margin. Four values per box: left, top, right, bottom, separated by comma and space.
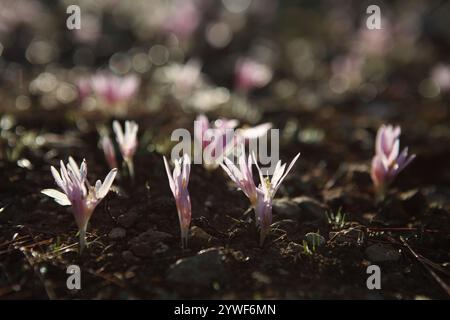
375, 186, 386, 203
259, 227, 268, 247
180, 227, 189, 249
125, 158, 135, 183
79, 226, 87, 255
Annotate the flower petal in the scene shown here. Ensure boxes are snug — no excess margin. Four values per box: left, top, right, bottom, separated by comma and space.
252, 152, 269, 196
51, 166, 67, 193
273, 152, 300, 193
182, 153, 191, 185
163, 156, 176, 195
96, 168, 118, 199
68, 157, 81, 177
395, 148, 416, 174
237, 123, 272, 140
41, 189, 71, 206
113, 120, 124, 146
270, 160, 284, 190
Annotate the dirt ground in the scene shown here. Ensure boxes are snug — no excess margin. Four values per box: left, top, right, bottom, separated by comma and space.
0, 0, 449, 300
1, 96, 449, 299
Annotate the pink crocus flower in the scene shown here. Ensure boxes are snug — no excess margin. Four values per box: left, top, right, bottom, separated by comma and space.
194, 114, 239, 169
76, 77, 92, 102
91, 73, 140, 114
220, 144, 258, 207
235, 58, 273, 92
162, 0, 201, 40
371, 125, 416, 199
100, 135, 117, 170
194, 115, 273, 169
254, 152, 300, 245
41, 157, 117, 253
163, 154, 192, 248
113, 120, 138, 179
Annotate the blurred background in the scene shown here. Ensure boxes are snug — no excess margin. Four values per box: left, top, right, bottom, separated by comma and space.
0, 0, 449, 167
0, 0, 448, 113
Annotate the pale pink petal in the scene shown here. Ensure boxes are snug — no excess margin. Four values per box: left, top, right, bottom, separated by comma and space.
41, 189, 71, 206
96, 168, 118, 199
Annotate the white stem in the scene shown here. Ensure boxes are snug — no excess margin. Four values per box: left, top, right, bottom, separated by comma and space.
126, 158, 135, 182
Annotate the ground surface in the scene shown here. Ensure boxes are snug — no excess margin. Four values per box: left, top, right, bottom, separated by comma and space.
0, 0, 450, 300
1, 98, 449, 299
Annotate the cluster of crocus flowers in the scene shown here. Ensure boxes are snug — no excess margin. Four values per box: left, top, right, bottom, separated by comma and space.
76, 73, 140, 115
163, 154, 192, 248
194, 114, 272, 170
42, 157, 117, 254
234, 57, 273, 93
112, 120, 139, 180
91, 73, 140, 108
371, 125, 416, 200
194, 114, 239, 169
221, 143, 300, 245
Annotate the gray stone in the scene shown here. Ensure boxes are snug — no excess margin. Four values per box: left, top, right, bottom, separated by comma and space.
129, 229, 173, 257
365, 244, 401, 262
167, 247, 229, 287
109, 227, 126, 239
273, 197, 328, 222
121, 250, 141, 263
292, 196, 328, 221
251, 271, 271, 284
272, 198, 301, 217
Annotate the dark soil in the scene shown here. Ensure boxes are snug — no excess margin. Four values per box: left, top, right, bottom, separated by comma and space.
0, 0, 449, 300
1, 100, 449, 299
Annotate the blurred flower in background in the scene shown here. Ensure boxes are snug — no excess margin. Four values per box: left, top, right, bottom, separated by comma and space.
235, 57, 273, 93
0, 0, 43, 38
431, 64, 450, 93
159, 59, 204, 98
76, 73, 140, 115
0, 0, 447, 120
162, 0, 201, 40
